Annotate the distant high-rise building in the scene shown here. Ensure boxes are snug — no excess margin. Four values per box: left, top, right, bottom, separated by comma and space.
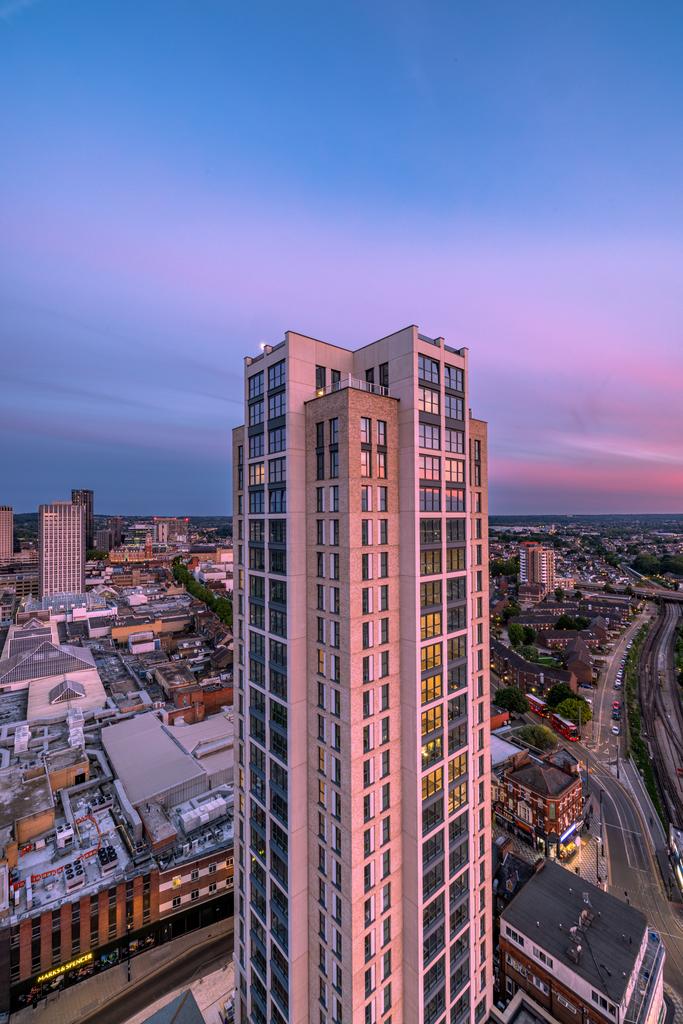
154, 516, 189, 544
39, 502, 85, 597
232, 327, 493, 1024
518, 541, 555, 596
0, 506, 13, 564
109, 516, 124, 546
72, 489, 94, 550
95, 528, 113, 553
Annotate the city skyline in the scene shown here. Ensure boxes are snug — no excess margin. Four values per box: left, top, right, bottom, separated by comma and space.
2, 1, 682, 515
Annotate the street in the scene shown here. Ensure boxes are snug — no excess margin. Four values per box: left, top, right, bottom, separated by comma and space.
76, 931, 233, 1024
577, 610, 683, 995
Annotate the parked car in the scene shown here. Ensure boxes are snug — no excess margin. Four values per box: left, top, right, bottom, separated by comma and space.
611, 724, 620, 735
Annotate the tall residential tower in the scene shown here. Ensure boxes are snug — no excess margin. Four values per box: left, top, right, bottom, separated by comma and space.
518, 541, 555, 598
71, 488, 94, 550
39, 501, 85, 597
232, 327, 492, 1024
0, 506, 13, 564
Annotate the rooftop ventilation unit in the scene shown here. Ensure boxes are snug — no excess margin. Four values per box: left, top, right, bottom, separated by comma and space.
14, 725, 30, 754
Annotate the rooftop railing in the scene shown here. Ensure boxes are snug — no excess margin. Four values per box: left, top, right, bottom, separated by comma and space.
624, 931, 665, 1024
314, 374, 391, 399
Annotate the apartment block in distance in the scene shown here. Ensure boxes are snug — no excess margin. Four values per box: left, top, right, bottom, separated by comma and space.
518, 542, 555, 602
232, 327, 492, 1024
39, 502, 85, 597
0, 506, 13, 565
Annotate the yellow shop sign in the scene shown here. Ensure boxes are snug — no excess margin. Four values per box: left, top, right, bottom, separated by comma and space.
37, 951, 93, 983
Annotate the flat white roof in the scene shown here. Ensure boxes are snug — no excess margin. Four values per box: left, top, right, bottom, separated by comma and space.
101, 713, 206, 806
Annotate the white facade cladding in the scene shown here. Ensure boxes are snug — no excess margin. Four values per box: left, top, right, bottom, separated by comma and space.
39, 502, 85, 598
232, 327, 492, 1024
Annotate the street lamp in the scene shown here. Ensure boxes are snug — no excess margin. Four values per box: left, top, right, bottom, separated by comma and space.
126, 920, 132, 983
595, 836, 601, 884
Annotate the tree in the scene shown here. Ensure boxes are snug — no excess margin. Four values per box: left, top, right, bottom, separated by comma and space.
508, 623, 525, 648
555, 613, 590, 631
172, 558, 233, 628
517, 724, 558, 751
546, 683, 575, 708
86, 549, 109, 561
519, 645, 541, 663
522, 625, 536, 644
573, 589, 583, 600
502, 602, 521, 623
494, 687, 530, 715
556, 698, 592, 726
554, 587, 565, 602
490, 557, 520, 577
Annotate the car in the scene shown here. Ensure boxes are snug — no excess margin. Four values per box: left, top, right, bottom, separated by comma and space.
612, 700, 621, 710
611, 724, 620, 735
614, 680, 622, 689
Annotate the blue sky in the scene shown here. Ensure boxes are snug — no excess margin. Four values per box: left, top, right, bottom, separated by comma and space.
2, 0, 682, 514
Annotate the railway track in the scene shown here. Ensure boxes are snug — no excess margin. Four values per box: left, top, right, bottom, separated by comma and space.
638, 602, 683, 825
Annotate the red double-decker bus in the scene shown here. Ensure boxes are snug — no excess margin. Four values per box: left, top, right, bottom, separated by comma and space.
527, 694, 548, 719
550, 712, 579, 742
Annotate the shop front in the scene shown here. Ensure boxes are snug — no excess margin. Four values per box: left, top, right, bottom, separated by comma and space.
10, 892, 233, 1011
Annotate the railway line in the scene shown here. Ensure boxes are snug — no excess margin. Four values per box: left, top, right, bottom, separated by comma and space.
638, 601, 683, 825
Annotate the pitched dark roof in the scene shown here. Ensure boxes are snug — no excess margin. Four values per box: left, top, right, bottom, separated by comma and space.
502, 860, 646, 1004
506, 761, 577, 797
49, 679, 87, 704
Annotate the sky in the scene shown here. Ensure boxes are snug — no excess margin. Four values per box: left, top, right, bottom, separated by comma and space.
1, 0, 682, 515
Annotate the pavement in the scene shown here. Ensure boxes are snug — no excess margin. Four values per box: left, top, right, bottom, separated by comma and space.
124, 959, 235, 1024
494, 814, 606, 889
10, 920, 234, 1024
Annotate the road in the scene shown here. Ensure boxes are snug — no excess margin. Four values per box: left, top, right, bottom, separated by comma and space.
76, 931, 233, 1024
494, 609, 683, 993
577, 606, 683, 995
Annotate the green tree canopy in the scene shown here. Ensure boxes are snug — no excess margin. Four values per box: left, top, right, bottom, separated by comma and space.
517, 724, 558, 751
501, 602, 521, 623
494, 687, 530, 715
522, 625, 536, 644
556, 698, 592, 725
172, 558, 233, 628
490, 557, 520, 577
554, 587, 565, 602
555, 613, 590, 631
508, 622, 525, 647
546, 683, 575, 708
86, 549, 109, 561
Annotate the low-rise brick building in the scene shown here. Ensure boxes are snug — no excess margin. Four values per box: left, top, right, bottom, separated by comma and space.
493, 749, 583, 858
